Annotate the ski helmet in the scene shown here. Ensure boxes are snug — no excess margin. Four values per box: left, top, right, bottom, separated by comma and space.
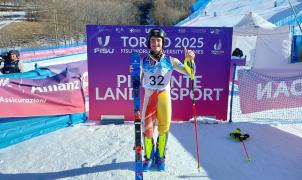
7, 50, 20, 57
148, 28, 166, 49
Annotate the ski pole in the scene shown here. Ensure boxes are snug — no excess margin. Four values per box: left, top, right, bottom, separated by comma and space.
192, 80, 201, 171
184, 56, 200, 171
240, 139, 251, 162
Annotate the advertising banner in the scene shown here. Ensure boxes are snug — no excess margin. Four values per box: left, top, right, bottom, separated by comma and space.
238, 68, 302, 113
46, 61, 88, 96
0, 70, 85, 117
87, 25, 232, 121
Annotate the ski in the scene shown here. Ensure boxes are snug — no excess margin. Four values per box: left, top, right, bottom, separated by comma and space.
131, 52, 143, 180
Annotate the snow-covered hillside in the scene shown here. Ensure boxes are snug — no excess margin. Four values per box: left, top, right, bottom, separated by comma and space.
179, 0, 302, 28
0, 11, 26, 29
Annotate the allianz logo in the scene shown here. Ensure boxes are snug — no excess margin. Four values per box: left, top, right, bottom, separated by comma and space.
31, 80, 80, 93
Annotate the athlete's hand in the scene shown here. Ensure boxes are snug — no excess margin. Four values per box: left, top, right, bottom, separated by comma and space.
184, 48, 195, 62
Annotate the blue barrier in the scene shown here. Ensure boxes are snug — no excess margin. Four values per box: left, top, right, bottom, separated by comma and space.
0, 68, 54, 79
191, 0, 211, 13
291, 35, 302, 63
272, 15, 302, 28
0, 113, 87, 148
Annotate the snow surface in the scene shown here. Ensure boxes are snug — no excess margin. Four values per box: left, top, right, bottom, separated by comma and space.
0, 11, 26, 29
0, 11, 26, 17
0, 121, 302, 180
23, 53, 87, 72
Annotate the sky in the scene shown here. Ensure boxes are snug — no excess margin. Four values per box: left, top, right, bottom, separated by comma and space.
1, 1, 302, 180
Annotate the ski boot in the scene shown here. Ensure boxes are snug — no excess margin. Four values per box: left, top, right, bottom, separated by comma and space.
155, 133, 168, 171
143, 137, 154, 171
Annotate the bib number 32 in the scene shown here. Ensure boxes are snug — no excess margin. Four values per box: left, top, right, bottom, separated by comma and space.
149, 75, 164, 86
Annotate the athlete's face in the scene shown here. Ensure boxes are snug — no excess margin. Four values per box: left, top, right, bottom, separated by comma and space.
9, 53, 18, 61
150, 36, 163, 52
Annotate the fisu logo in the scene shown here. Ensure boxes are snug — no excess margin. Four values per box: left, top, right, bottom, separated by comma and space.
94, 36, 114, 54
145, 28, 153, 34
97, 36, 110, 47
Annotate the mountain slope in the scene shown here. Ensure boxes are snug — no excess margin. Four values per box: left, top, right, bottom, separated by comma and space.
179, 0, 302, 27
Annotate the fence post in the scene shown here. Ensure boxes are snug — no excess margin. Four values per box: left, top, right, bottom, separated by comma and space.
229, 63, 237, 123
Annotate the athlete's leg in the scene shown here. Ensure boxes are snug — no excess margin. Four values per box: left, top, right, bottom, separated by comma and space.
156, 90, 171, 136
155, 90, 171, 171
141, 90, 158, 171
